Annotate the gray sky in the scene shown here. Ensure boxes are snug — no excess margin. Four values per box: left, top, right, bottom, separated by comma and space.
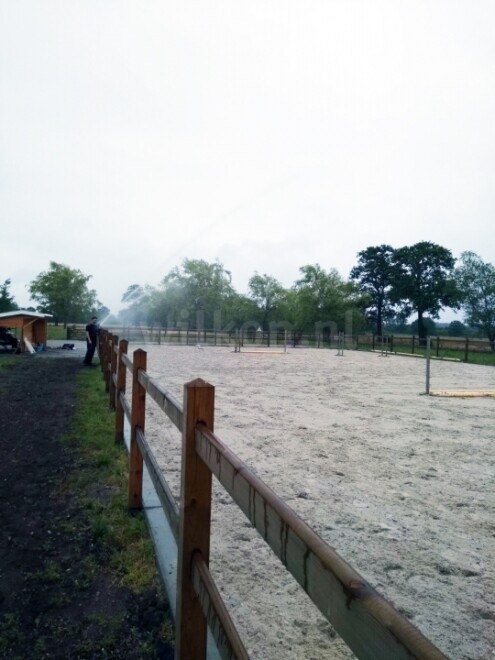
1, 1, 494, 321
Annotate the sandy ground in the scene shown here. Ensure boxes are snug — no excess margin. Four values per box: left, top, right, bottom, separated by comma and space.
131, 344, 494, 660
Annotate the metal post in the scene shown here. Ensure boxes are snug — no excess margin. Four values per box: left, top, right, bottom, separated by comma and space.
425, 336, 431, 395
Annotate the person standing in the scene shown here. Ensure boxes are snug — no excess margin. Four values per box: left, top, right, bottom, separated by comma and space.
83, 316, 99, 366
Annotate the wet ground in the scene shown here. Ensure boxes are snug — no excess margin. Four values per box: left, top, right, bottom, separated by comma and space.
0, 354, 173, 658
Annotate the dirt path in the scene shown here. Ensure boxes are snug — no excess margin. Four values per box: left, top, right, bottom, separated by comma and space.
0, 355, 173, 659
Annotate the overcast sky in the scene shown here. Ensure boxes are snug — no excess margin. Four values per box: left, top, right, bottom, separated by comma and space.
1, 1, 494, 322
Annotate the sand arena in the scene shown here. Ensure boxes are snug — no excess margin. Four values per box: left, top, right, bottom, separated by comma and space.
131, 344, 494, 659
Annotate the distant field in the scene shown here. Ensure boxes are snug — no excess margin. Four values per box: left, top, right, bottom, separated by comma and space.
47, 324, 67, 340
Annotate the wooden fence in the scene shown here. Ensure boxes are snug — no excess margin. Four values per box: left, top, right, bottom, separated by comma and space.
357, 334, 494, 359
67, 323, 494, 362
98, 329, 447, 660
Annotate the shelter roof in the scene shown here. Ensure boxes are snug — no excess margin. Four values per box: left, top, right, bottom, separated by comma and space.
0, 310, 53, 320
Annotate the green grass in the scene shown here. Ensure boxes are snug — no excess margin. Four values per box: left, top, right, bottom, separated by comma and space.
47, 324, 67, 340
392, 347, 495, 366
355, 343, 495, 366
66, 367, 163, 592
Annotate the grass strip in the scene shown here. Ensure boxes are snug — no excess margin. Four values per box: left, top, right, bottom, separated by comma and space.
64, 365, 174, 644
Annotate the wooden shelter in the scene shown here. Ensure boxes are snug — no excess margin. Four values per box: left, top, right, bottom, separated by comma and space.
0, 310, 52, 353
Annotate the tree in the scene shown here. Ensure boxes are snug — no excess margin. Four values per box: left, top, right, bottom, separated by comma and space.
292, 264, 366, 337
391, 242, 460, 344
248, 273, 287, 330
0, 279, 18, 313
349, 245, 396, 335
410, 317, 436, 335
158, 259, 237, 329
28, 262, 101, 327
455, 251, 495, 350
448, 320, 467, 337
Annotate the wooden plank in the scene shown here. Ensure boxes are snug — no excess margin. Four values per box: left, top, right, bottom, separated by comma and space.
138, 371, 184, 432
371, 350, 461, 362
195, 426, 447, 660
191, 551, 249, 660
235, 350, 288, 355
176, 379, 215, 660
429, 389, 495, 397
136, 428, 180, 541
128, 349, 146, 509
119, 391, 131, 424
23, 336, 36, 354
121, 352, 133, 372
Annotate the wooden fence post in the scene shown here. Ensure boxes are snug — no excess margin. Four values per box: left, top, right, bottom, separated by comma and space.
129, 349, 146, 510
98, 330, 107, 379
412, 335, 416, 354
109, 333, 118, 410
105, 332, 110, 365
115, 339, 128, 444
103, 333, 111, 392
176, 378, 215, 660
97, 329, 103, 373
464, 337, 469, 362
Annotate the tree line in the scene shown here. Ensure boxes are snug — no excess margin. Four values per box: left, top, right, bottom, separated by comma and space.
1, 243, 494, 348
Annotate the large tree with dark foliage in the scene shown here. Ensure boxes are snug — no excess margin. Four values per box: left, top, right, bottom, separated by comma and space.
455, 251, 495, 350
391, 242, 460, 344
28, 262, 101, 327
349, 245, 396, 335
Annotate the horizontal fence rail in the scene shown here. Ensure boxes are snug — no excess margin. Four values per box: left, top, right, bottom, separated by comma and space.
136, 428, 180, 541
98, 329, 448, 660
138, 372, 184, 432
195, 426, 444, 660
191, 551, 249, 660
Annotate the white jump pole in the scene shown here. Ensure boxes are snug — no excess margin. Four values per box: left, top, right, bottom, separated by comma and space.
425, 335, 431, 395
